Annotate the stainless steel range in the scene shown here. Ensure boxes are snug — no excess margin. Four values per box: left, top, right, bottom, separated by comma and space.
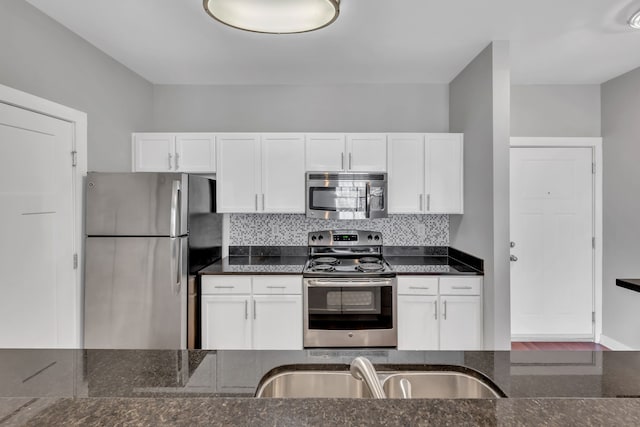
303, 230, 397, 348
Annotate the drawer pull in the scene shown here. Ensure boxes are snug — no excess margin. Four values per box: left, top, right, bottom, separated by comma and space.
214, 286, 235, 289
409, 286, 431, 290
266, 286, 287, 289
452, 286, 472, 290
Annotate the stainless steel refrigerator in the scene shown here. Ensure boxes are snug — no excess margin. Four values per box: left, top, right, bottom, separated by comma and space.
84, 172, 222, 349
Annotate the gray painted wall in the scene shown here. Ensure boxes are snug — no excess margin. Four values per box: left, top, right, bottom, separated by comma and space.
449, 42, 511, 350
152, 84, 449, 132
601, 66, 640, 349
511, 85, 601, 137
0, 0, 153, 172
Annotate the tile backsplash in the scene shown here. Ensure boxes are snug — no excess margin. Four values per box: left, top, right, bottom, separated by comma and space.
229, 214, 449, 246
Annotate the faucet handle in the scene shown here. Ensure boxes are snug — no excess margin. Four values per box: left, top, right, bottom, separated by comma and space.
350, 356, 387, 399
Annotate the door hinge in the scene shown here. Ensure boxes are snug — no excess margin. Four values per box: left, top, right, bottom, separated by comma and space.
592, 237, 596, 249
71, 150, 78, 167
592, 311, 596, 323
592, 162, 596, 174
73, 253, 78, 269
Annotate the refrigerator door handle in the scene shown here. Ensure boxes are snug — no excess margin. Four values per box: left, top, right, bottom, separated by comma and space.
171, 238, 181, 294
170, 180, 181, 238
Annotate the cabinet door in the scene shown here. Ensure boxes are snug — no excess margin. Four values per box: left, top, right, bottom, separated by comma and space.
175, 133, 216, 172
439, 295, 482, 350
252, 295, 302, 350
305, 133, 345, 171
201, 295, 251, 350
261, 134, 305, 213
387, 134, 425, 213
132, 133, 174, 172
217, 134, 261, 213
397, 295, 439, 350
347, 134, 387, 172
425, 134, 463, 213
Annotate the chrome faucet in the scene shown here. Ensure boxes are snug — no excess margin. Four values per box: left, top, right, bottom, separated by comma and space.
350, 357, 386, 399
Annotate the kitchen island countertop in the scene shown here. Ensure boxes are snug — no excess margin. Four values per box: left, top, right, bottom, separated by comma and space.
2, 349, 640, 425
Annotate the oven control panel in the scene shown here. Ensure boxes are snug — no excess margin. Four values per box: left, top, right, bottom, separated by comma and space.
308, 230, 383, 246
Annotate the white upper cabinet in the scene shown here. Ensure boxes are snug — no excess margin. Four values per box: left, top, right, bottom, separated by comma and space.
387, 134, 425, 214
305, 133, 387, 172
426, 134, 463, 214
174, 134, 216, 173
132, 133, 175, 172
261, 134, 306, 213
218, 133, 305, 213
387, 133, 463, 214
217, 134, 261, 213
346, 134, 387, 172
132, 133, 216, 173
305, 133, 346, 171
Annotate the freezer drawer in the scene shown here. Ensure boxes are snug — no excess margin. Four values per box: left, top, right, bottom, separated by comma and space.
84, 236, 187, 349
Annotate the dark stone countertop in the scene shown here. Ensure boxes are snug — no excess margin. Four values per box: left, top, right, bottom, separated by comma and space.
2, 349, 640, 425
617, 278, 640, 294
199, 256, 307, 275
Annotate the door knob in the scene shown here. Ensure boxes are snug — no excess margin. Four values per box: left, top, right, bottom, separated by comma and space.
510, 255, 518, 262
510, 241, 516, 248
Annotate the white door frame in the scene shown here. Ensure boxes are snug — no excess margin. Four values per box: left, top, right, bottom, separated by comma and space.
510, 137, 603, 342
0, 83, 87, 348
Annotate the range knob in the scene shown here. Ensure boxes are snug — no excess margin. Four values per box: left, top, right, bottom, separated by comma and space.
311, 235, 317, 242
367, 234, 373, 241
318, 235, 324, 241
374, 235, 380, 241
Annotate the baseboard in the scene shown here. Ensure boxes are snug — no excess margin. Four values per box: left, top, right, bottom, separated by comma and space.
599, 334, 635, 350
511, 334, 594, 342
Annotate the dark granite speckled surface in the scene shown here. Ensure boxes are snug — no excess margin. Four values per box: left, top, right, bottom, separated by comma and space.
2, 350, 640, 425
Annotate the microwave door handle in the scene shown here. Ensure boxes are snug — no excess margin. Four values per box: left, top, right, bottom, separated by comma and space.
365, 182, 371, 217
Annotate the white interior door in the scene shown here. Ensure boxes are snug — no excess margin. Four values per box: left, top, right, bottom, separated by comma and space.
0, 102, 76, 348
510, 147, 594, 340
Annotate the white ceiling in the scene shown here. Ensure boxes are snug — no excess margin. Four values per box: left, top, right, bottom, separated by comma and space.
25, 0, 640, 85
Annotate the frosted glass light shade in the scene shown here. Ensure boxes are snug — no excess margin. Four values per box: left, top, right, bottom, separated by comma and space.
203, 0, 340, 34
630, 10, 640, 29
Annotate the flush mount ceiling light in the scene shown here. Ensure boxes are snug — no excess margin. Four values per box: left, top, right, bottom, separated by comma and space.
630, 9, 640, 29
203, 0, 340, 34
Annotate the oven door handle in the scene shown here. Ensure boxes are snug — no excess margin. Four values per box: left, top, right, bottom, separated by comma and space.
306, 279, 394, 287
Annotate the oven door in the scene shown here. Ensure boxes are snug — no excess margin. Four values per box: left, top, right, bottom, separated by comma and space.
304, 278, 397, 347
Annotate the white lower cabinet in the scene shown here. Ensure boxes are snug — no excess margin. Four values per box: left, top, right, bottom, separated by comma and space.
201, 275, 302, 350
397, 276, 483, 350
201, 295, 252, 350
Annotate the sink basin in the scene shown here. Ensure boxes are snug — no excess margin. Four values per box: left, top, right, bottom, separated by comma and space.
382, 371, 502, 399
255, 365, 504, 399
256, 369, 371, 398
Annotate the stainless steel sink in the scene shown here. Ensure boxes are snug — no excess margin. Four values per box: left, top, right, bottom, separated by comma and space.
381, 371, 502, 399
255, 365, 504, 399
255, 370, 371, 398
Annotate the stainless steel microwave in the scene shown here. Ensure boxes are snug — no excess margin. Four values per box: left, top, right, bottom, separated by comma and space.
306, 172, 387, 220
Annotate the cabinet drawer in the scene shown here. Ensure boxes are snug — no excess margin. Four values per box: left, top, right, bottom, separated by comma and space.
397, 277, 439, 295
439, 277, 482, 295
201, 275, 252, 294
253, 276, 302, 295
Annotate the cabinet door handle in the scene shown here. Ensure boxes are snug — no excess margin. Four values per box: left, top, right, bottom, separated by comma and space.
349, 152, 352, 170
262, 194, 265, 211
255, 194, 258, 211
244, 300, 248, 320
175, 152, 180, 170
168, 153, 173, 170
419, 194, 423, 211
427, 194, 431, 211
253, 299, 257, 320
452, 286, 472, 290
341, 152, 344, 170
443, 300, 447, 320
434, 300, 438, 320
